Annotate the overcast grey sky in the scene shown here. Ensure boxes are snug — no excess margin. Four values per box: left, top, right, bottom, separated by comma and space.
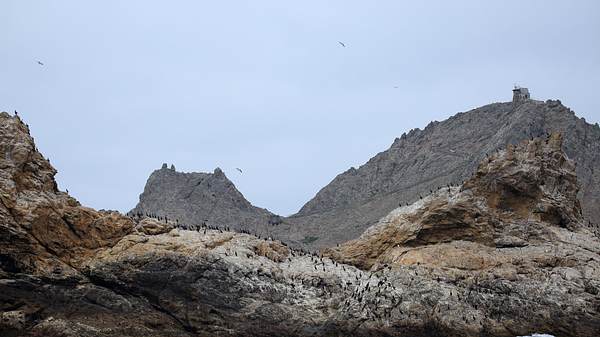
1, 1, 599, 216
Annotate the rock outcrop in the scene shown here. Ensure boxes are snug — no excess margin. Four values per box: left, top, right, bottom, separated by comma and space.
325, 133, 600, 335
130, 165, 277, 235
287, 99, 600, 249
0, 112, 134, 275
2, 112, 599, 337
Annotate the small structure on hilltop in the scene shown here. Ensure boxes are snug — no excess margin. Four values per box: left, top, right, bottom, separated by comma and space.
512, 86, 530, 103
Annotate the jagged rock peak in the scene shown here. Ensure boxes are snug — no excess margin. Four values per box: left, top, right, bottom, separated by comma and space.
160, 163, 177, 171
213, 167, 225, 177
0, 112, 57, 194
130, 164, 275, 232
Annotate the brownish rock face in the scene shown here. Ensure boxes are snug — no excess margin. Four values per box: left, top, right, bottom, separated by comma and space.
2, 112, 600, 337
466, 133, 582, 228
0, 112, 134, 274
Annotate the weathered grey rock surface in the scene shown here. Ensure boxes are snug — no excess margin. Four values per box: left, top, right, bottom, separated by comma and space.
130, 165, 278, 235
2, 112, 599, 337
287, 99, 600, 249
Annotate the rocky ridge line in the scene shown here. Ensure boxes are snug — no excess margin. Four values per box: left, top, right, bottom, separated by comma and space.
285, 99, 600, 249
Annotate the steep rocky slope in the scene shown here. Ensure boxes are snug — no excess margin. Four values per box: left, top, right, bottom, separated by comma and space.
324, 133, 600, 336
287, 98, 600, 249
130, 165, 279, 235
2, 112, 599, 337
0, 112, 134, 276
325, 133, 595, 267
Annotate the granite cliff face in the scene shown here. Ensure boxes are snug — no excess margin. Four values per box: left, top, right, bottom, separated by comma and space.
130, 165, 278, 235
287, 99, 600, 249
2, 112, 599, 337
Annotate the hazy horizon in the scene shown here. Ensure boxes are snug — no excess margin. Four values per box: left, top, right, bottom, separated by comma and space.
1, 1, 599, 215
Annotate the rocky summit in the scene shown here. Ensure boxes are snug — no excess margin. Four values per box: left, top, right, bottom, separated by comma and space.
1, 111, 599, 337
130, 165, 279, 235
287, 99, 600, 249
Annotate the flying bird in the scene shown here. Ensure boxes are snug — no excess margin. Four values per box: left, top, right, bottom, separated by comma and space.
236, 168, 243, 174
338, 41, 346, 47
37, 61, 44, 66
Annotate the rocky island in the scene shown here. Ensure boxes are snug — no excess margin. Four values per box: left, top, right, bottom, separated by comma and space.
1, 102, 599, 336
